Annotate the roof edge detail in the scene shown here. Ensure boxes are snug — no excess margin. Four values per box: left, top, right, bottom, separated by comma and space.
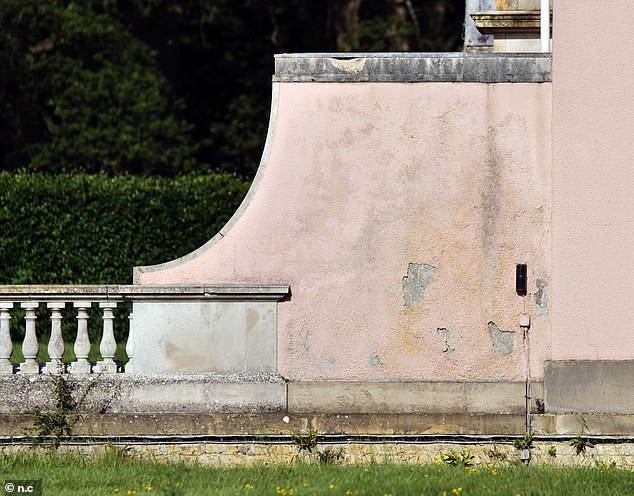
274, 52, 551, 83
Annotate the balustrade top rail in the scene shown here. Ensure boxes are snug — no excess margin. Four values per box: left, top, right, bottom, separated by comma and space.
0, 284, 290, 302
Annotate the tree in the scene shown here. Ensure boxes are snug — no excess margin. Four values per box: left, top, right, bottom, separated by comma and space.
0, 0, 197, 174
353, 0, 464, 52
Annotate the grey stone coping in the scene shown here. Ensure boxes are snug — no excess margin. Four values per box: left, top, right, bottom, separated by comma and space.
471, 11, 553, 32
0, 284, 290, 302
274, 52, 551, 83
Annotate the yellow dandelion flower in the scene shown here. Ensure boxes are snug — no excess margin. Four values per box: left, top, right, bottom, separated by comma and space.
329, 484, 335, 489
303, 483, 309, 488
244, 483, 253, 489
144, 487, 152, 492
345, 491, 353, 495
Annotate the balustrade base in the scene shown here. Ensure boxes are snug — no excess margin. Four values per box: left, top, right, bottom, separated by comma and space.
93, 361, 117, 374
19, 361, 40, 374
69, 361, 92, 374
41, 360, 65, 375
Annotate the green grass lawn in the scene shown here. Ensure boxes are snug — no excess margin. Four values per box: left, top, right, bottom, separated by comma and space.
0, 450, 632, 496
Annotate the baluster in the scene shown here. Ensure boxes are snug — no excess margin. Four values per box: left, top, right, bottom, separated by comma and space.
0, 303, 14, 373
20, 302, 40, 374
94, 302, 117, 373
125, 311, 134, 374
70, 301, 92, 374
43, 303, 65, 374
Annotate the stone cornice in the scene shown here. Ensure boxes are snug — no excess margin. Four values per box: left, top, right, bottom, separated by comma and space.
274, 53, 551, 83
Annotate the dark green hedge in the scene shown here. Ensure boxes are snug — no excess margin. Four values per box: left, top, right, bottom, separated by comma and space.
0, 172, 250, 284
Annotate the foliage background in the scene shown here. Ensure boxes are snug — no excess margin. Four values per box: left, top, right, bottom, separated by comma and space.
0, 172, 248, 284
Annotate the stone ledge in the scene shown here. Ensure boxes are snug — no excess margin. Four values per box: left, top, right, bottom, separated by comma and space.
273, 53, 551, 83
4, 372, 632, 417
0, 377, 550, 415
287, 381, 544, 415
0, 374, 287, 414
2, 413, 634, 436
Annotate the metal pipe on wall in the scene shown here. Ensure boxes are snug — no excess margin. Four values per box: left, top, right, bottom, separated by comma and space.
541, 0, 550, 52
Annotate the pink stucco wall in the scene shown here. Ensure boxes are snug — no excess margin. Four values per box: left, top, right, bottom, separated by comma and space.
551, 1, 634, 360
137, 81, 552, 381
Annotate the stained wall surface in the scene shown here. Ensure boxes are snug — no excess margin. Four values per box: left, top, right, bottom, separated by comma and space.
136, 78, 552, 382
551, 1, 634, 360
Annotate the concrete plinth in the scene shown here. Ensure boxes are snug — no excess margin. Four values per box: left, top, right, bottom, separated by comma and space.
0, 373, 287, 414
544, 361, 634, 415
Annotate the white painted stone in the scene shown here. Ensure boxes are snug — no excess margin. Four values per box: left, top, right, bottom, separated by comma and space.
20, 302, 39, 374
71, 302, 92, 374
95, 302, 118, 373
0, 304, 13, 374
43, 303, 65, 374
131, 301, 278, 374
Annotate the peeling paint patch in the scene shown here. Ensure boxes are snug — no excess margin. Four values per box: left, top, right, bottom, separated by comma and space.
534, 276, 549, 316
369, 353, 386, 368
488, 321, 514, 356
402, 263, 436, 307
437, 328, 454, 353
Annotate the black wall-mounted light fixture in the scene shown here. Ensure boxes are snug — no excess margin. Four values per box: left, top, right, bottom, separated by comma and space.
516, 264, 527, 296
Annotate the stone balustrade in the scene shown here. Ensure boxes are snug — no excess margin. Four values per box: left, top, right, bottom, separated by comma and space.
0, 286, 134, 375
0, 284, 289, 375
